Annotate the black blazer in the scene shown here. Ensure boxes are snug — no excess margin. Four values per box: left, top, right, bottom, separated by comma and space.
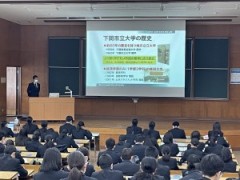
180, 148, 204, 163
158, 158, 179, 170
159, 143, 179, 157
126, 126, 142, 135
155, 164, 171, 180
0, 127, 14, 137
27, 82, 40, 97
34, 170, 69, 180
85, 164, 95, 177
15, 135, 31, 146
143, 129, 161, 140
22, 123, 39, 134
91, 168, 124, 180
25, 140, 45, 157
59, 123, 76, 135
114, 142, 130, 154
204, 144, 223, 156
223, 161, 237, 172
180, 170, 203, 180
131, 143, 147, 161
56, 136, 78, 149
0, 154, 28, 178
113, 160, 140, 176
131, 174, 165, 180
168, 128, 186, 139
61, 174, 96, 180
97, 149, 121, 165
72, 128, 92, 140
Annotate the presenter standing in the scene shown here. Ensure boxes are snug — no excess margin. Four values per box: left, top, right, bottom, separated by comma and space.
27, 75, 40, 97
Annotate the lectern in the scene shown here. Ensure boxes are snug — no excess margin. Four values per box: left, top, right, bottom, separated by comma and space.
29, 97, 75, 121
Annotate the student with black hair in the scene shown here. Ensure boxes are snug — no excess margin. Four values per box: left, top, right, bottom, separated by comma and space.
5, 139, 25, 164
56, 129, 78, 151
145, 146, 170, 180
0, 143, 5, 157
97, 138, 121, 166
114, 135, 130, 154
38, 120, 49, 142
126, 118, 142, 135
113, 148, 140, 176
159, 132, 179, 156
59, 116, 76, 135
167, 121, 186, 139
78, 147, 95, 177
45, 128, 59, 142
208, 122, 222, 137
158, 145, 178, 170
204, 135, 224, 157
22, 116, 38, 134
188, 131, 205, 151
0, 145, 28, 178
180, 154, 202, 179
143, 121, 161, 140
131, 134, 147, 162
27, 75, 40, 97
0, 121, 14, 137
72, 121, 92, 140
221, 147, 237, 172
25, 132, 45, 157
200, 153, 224, 180
125, 128, 135, 146
43, 134, 55, 150
180, 138, 204, 164
92, 154, 123, 180
15, 128, 31, 146
34, 147, 68, 180
61, 151, 96, 180
132, 157, 164, 180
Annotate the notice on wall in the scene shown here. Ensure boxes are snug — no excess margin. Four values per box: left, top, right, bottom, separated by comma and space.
230, 68, 240, 84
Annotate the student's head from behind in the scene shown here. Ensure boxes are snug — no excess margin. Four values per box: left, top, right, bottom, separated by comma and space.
78, 147, 90, 161
67, 151, 87, 179
191, 138, 199, 147
19, 128, 28, 137
41, 121, 48, 128
187, 154, 201, 171
213, 121, 221, 131
163, 132, 173, 144
200, 153, 224, 179
77, 121, 85, 129
145, 146, 159, 159
141, 157, 157, 174
27, 116, 33, 124
105, 138, 115, 150
191, 131, 201, 140
66, 116, 73, 123
40, 147, 62, 172
149, 121, 155, 130
132, 118, 138, 126
118, 135, 126, 142
172, 121, 180, 128
98, 154, 113, 169
221, 147, 232, 163
121, 148, 133, 161
5, 139, 14, 146
135, 134, 144, 144
32, 133, 40, 142
4, 145, 17, 158
0, 121, 7, 128
161, 145, 171, 162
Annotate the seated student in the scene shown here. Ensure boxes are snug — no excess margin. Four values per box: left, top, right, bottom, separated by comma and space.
92, 154, 123, 180
38, 120, 49, 142
221, 147, 237, 172
144, 136, 161, 153
180, 138, 204, 164
62, 151, 96, 180
200, 153, 224, 180
0, 145, 28, 178
97, 138, 121, 165
158, 145, 178, 170
210, 130, 229, 148
0, 121, 14, 137
188, 131, 205, 151
132, 157, 164, 180
126, 118, 142, 135
125, 128, 135, 146
15, 128, 31, 146
0, 143, 5, 157
72, 120, 92, 140
25, 132, 45, 157
59, 116, 76, 136
167, 121, 186, 139
180, 154, 202, 180
43, 134, 55, 150
0, 132, 5, 145
34, 147, 69, 180
131, 134, 147, 162
45, 128, 59, 142
113, 148, 140, 176
114, 135, 130, 154
204, 136, 224, 157
56, 129, 78, 151
143, 121, 161, 140
145, 146, 170, 180
208, 121, 222, 138
5, 139, 24, 164
78, 147, 95, 177
159, 132, 179, 156
22, 116, 38, 134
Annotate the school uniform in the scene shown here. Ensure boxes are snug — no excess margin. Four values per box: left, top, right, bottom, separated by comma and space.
180, 147, 204, 163
97, 149, 121, 165
158, 158, 179, 170
34, 170, 68, 180
143, 129, 161, 140
131, 143, 147, 161
155, 164, 171, 180
72, 128, 92, 140
56, 136, 78, 149
114, 141, 130, 154
126, 125, 142, 135
168, 128, 186, 139
22, 123, 39, 134
59, 123, 76, 135
159, 143, 180, 156
223, 160, 237, 172
25, 140, 45, 157
113, 160, 140, 176
180, 170, 203, 180
91, 168, 124, 180
0, 126, 14, 137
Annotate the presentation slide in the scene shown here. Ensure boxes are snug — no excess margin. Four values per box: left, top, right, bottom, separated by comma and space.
86, 20, 186, 97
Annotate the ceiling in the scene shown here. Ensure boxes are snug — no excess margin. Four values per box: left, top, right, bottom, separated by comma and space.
1, 1, 240, 25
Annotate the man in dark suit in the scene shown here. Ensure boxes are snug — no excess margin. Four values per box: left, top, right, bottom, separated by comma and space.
168, 121, 186, 139
113, 148, 140, 176
143, 121, 161, 140
92, 154, 123, 180
59, 116, 76, 136
97, 138, 121, 166
0, 145, 28, 178
131, 134, 146, 162
114, 135, 130, 154
27, 75, 40, 97
126, 118, 142, 135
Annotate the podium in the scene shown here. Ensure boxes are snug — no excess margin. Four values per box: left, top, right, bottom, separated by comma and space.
29, 97, 75, 121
